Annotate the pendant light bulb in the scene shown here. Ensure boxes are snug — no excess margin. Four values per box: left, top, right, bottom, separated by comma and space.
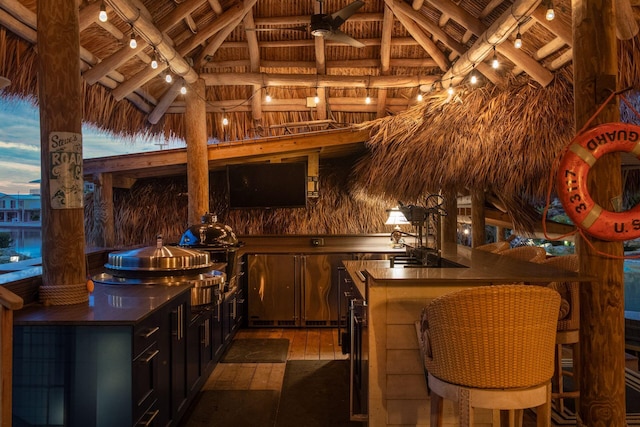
165, 73, 172, 83
470, 72, 478, 85
365, 89, 371, 104
150, 53, 158, 70
514, 28, 522, 49
314, 93, 320, 104
491, 46, 499, 69
545, 1, 555, 20
265, 90, 272, 103
180, 84, 187, 95
222, 116, 229, 126
98, 2, 108, 22
447, 83, 454, 96
417, 92, 423, 102
129, 32, 137, 49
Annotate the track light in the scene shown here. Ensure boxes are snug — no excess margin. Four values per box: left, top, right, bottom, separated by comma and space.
491, 46, 499, 69
98, 2, 108, 23
514, 26, 522, 49
129, 32, 137, 49
545, 0, 555, 20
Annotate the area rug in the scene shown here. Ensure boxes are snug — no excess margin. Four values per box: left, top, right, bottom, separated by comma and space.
181, 389, 278, 427
551, 366, 640, 426
220, 338, 289, 363
275, 360, 365, 427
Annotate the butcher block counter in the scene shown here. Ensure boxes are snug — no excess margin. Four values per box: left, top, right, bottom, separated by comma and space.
342, 243, 591, 427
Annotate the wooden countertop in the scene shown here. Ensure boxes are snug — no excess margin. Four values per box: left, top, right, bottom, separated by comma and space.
13, 282, 192, 325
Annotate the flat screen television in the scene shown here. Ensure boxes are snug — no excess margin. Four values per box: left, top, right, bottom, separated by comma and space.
227, 162, 307, 209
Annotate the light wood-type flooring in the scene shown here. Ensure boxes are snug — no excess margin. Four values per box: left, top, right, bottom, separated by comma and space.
201, 328, 347, 393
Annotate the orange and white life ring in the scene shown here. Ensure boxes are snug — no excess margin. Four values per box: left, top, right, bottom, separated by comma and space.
557, 122, 640, 241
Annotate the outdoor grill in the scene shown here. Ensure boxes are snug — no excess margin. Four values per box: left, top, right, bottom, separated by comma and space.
178, 213, 243, 291
93, 235, 226, 310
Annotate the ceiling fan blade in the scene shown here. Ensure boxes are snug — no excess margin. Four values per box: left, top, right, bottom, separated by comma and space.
323, 29, 365, 48
330, 0, 365, 27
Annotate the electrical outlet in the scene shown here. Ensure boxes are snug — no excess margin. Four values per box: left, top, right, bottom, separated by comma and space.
311, 238, 324, 247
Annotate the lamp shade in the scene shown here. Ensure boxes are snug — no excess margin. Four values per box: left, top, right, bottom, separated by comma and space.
385, 208, 409, 225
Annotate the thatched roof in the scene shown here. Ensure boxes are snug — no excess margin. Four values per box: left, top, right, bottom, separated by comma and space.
2, 0, 640, 235
1, 0, 585, 142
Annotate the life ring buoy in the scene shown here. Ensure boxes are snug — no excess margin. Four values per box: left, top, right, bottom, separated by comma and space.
557, 122, 640, 241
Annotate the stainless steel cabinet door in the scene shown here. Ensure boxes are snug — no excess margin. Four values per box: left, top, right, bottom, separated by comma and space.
303, 254, 349, 326
247, 254, 298, 326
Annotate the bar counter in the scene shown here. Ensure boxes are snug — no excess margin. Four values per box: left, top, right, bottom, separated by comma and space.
342, 244, 592, 427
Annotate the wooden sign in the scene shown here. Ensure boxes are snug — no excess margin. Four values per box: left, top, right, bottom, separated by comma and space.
49, 131, 83, 209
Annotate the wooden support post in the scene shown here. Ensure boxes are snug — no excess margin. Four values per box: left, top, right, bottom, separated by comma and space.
93, 173, 115, 248
573, 0, 626, 424
442, 189, 458, 244
37, 0, 88, 305
1, 287, 23, 427
307, 152, 319, 198
185, 78, 209, 226
471, 189, 486, 248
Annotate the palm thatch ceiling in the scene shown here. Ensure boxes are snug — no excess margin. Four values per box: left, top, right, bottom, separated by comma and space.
1, 0, 640, 236
0, 0, 592, 141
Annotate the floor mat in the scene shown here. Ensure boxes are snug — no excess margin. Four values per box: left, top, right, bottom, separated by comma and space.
180, 389, 278, 427
275, 360, 364, 427
551, 364, 640, 426
220, 338, 290, 363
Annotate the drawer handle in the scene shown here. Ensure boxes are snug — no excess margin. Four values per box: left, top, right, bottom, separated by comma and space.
136, 409, 159, 427
140, 326, 159, 339
138, 349, 159, 364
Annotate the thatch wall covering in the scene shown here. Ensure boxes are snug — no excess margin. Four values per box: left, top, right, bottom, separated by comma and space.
84, 156, 396, 247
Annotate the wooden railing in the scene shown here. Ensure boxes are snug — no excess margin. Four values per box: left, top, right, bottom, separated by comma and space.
0, 287, 23, 427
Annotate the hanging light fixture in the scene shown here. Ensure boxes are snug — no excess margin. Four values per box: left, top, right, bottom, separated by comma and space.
491, 46, 499, 69
314, 88, 320, 104
265, 87, 272, 103
416, 92, 423, 102
165, 72, 172, 83
180, 82, 187, 95
447, 80, 454, 95
470, 65, 478, 85
129, 31, 137, 49
222, 109, 229, 126
150, 52, 159, 70
98, 2, 108, 23
514, 25, 523, 49
545, 0, 555, 20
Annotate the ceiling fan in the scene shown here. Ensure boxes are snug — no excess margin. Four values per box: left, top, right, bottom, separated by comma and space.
310, 0, 365, 48
245, 1, 365, 48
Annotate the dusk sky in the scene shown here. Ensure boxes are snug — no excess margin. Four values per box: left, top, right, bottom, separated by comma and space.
0, 96, 185, 195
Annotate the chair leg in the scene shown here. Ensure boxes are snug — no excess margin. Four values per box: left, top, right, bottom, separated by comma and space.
458, 388, 471, 427
430, 392, 443, 427
536, 384, 552, 427
553, 343, 564, 412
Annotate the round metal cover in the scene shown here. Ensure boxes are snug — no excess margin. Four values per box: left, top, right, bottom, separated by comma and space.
179, 212, 239, 248
104, 245, 212, 272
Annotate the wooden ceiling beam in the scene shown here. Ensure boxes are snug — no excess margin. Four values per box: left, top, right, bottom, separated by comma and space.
531, 7, 572, 46
252, 12, 383, 27
83, 43, 147, 85
200, 72, 438, 88
313, 0, 327, 120
219, 36, 421, 49
440, 0, 554, 87
156, 0, 205, 31
193, 0, 255, 67
203, 57, 439, 70
243, 10, 263, 124
148, 80, 183, 124
83, 128, 371, 178
385, 0, 449, 71
377, 5, 394, 118
106, 0, 198, 84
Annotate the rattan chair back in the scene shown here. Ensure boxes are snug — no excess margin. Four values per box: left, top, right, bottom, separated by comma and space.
423, 284, 560, 389
539, 254, 579, 331
500, 246, 548, 263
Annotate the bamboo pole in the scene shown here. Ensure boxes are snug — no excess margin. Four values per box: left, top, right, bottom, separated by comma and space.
185, 78, 209, 226
37, 0, 88, 305
572, 0, 626, 424
93, 173, 115, 248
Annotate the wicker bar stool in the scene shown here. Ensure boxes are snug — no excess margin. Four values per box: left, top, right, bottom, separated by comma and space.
500, 246, 548, 263
419, 284, 560, 427
475, 241, 510, 253
537, 254, 580, 413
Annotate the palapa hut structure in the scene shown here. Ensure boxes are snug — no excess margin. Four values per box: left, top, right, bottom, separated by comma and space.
2, 0, 640, 425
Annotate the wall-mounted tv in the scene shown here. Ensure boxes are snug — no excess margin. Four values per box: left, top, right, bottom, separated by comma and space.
227, 162, 307, 209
